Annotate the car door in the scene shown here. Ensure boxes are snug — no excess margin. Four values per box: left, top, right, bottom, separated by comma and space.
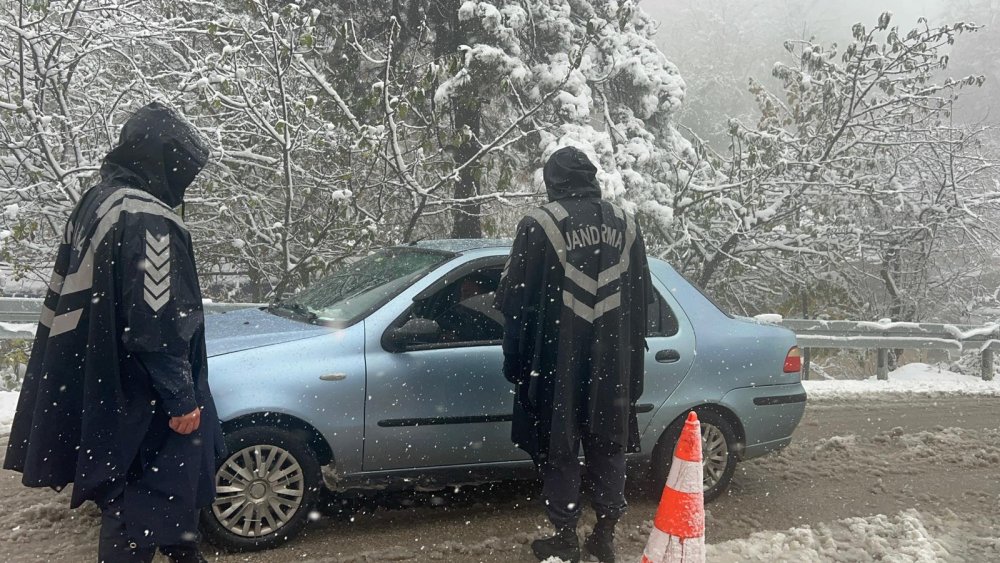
362, 259, 528, 471
638, 280, 697, 433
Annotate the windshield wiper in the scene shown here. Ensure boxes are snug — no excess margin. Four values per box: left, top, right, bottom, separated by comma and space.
269, 301, 318, 323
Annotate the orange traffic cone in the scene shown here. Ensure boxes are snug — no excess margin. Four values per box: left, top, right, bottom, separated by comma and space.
641, 411, 706, 563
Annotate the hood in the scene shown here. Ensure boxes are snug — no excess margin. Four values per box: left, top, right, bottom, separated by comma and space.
543, 146, 602, 201
101, 102, 210, 208
205, 308, 329, 357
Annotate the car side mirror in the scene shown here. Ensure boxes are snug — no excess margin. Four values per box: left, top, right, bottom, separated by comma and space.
386, 318, 441, 351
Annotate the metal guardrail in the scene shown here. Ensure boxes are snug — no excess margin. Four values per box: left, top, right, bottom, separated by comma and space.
772, 318, 998, 381
2, 299, 996, 382
0, 298, 262, 340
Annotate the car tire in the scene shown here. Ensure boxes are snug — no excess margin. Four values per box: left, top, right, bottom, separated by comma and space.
201, 426, 323, 551
649, 409, 739, 503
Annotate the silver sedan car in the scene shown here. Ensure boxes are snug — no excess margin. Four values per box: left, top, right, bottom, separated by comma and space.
200, 240, 806, 550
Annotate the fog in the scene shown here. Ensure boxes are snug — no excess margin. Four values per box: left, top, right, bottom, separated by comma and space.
644, 0, 999, 148
645, 0, 945, 41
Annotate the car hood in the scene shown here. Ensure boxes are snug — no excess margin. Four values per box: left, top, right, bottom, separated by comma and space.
205, 308, 329, 357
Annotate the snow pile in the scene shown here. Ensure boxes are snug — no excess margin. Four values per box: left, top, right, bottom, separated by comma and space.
706, 509, 973, 562
803, 363, 1000, 401
894, 427, 1000, 469
0, 488, 99, 557
0, 322, 35, 336
1, 390, 18, 435
810, 434, 857, 458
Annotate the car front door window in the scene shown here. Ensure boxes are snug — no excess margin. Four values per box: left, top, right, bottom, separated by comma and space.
398, 268, 505, 348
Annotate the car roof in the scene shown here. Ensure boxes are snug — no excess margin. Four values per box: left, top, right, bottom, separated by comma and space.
408, 239, 512, 253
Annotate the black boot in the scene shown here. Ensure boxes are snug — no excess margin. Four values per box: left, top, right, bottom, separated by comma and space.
583, 518, 617, 563
160, 545, 208, 563
531, 527, 580, 562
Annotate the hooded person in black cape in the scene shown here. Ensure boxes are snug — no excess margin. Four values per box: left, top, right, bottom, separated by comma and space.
3, 102, 224, 563
494, 146, 652, 563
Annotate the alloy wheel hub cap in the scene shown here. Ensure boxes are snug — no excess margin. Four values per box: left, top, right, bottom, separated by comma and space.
701, 423, 729, 490
248, 481, 269, 500
212, 444, 305, 537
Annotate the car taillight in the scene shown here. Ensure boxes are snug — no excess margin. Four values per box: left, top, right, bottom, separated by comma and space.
783, 347, 802, 373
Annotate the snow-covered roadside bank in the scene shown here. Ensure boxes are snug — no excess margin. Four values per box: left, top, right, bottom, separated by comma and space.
702, 509, 999, 562
0, 391, 17, 435
1, 397, 998, 562
803, 362, 1000, 401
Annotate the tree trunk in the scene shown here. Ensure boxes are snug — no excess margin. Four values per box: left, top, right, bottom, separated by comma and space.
430, 0, 483, 239
451, 100, 483, 239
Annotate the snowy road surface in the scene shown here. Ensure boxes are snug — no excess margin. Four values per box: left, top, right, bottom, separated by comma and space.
1, 394, 998, 562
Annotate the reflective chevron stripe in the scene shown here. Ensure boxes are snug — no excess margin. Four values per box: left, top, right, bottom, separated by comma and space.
525, 202, 636, 324
143, 231, 171, 312
47, 191, 182, 338
525, 208, 567, 262
47, 271, 64, 293
39, 305, 56, 329
39, 271, 65, 329
545, 201, 569, 221
48, 308, 84, 338
562, 290, 622, 323
61, 191, 179, 297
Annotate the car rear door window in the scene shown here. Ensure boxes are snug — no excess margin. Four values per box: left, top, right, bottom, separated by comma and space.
648, 290, 679, 337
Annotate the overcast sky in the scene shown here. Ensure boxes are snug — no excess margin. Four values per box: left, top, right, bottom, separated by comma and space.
640, 0, 997, 142
644, 0, 948, 47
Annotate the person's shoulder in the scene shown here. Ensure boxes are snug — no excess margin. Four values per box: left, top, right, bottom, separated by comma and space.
70, 185, 184, 249
599, 200, 631, 222
109, 188, 185, 231
521, 201, 568, 226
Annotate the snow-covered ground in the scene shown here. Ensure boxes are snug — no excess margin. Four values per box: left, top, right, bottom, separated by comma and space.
0, 391, 17, 435
706, 509, 997, 562
0, 322, 35, 337
1, 373, 998, 561
803, 362, 1000, 401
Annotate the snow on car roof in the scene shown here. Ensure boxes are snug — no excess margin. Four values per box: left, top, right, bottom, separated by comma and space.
409, 239, 512, 253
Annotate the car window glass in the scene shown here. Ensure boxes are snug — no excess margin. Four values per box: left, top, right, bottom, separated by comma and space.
678, 272, 734, 319
404, 267, 505, 346
283, 248, 450, 324
648, 290, 679, 337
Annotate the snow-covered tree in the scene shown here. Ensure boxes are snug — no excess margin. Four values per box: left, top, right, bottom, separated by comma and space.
0, 0, 180, 283
688, 13, 999, 319
175, 1, 378, 299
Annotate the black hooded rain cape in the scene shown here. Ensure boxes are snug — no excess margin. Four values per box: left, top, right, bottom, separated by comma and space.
495, 147, 653, 461
3, 102, 223, 547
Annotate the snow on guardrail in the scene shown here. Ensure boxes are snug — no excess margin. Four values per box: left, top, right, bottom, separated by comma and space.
752, 314, 1000, 382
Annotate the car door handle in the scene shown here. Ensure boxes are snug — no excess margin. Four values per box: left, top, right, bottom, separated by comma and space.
319, 373, 348, 381
655, 349, 681, 364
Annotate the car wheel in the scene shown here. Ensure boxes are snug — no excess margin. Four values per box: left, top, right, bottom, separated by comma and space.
649, 409, 739, 503
201, 426, 322, 551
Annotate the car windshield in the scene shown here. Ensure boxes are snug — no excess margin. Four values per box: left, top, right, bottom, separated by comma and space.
272, 247, 452, 325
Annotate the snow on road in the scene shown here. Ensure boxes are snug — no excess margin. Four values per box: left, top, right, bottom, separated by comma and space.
1, 382, 998, 561
707, 509, 998, 562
